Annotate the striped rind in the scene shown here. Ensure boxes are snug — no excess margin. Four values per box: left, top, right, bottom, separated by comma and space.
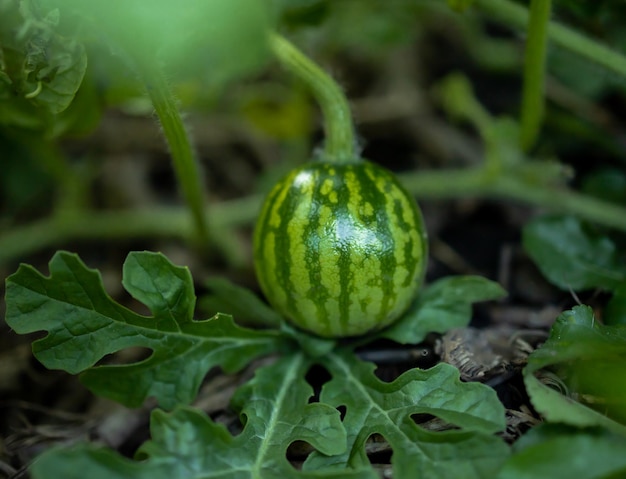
253, 160, 428, 338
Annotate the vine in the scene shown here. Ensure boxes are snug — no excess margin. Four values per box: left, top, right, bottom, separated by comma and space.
519, 0, 552, 151
139, 61, 210, 246
475, 0, 626, 79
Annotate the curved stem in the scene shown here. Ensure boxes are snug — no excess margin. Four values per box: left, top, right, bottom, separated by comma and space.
139, 62, 209, 245
399, 168, 626, 231
520, 0, 552, 151
269, 33, 357, 163
0, 196, 261, 266
475, 0, 626, 80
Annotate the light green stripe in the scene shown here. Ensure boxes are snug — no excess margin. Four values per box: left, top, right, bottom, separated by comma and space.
287, 171, 319, 333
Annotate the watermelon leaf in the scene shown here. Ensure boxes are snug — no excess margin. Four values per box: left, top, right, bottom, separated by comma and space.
6, 251, 511, 477
4, 251, 284, 409
200, 276, 283, 328
523, 215, 626, 291
523, 305, 626, 433
496, 424, 626, 479
381, 276, 507, 344
305, 349, 510, 478
29, 355, 368, 479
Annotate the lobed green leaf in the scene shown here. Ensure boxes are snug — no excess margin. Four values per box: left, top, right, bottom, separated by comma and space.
5, 251, 283, 409
306, 349, 509, 478
381, 275, 507, 344
30, 355, 360, 479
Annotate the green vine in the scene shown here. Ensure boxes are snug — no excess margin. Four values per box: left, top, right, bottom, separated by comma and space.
0, 196, 260, 266
139, 61, 210, 246
475, 0, 626, 80
400, 168, 626, 232
519, 0, 552, 151
269, 33, 358, 164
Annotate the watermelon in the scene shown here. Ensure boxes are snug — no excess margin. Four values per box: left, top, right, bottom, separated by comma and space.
253, 159, 428, 338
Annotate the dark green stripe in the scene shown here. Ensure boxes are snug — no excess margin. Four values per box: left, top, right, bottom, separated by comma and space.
335, 166, 353, 330
303, 165, 331, 333
359, 163, 397, 323
254, 181, 283, 295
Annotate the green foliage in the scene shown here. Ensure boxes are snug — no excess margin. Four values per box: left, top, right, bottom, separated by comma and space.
447, 0, 475, 13
200, 277, 283, 329
523, 215, 626, 291
4, 251, 511, 477
270, 0, 330, 28
524, 305, 626, 433
606, 283, 626, 325
496, 424, 626, 479
0, 131, 55, 215
554, 0, 626, 42
307, 350, 509, 478
0, 0, 272, 137
30, 356, 358, 479
44, 0, 271, 84
273, 0, 426, 53
381, 276, 507, 344
0, 0, 87, 128
4, 251, 283, 409
548, 47, 616, 99
582, 168, 626, 206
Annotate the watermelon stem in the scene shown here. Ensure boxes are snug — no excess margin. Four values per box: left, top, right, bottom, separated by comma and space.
269, 33, 358, 164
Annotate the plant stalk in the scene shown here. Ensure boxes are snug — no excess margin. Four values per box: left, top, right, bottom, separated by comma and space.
519, 0, 552, 151
400, 168, 626, 232
140, 62, 210, 246
474, 0, 626, 81
269, 33, 357, 164
0, 195, 261, 266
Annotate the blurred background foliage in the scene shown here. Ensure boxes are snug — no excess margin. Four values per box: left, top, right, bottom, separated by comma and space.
1, 0, 626, 260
